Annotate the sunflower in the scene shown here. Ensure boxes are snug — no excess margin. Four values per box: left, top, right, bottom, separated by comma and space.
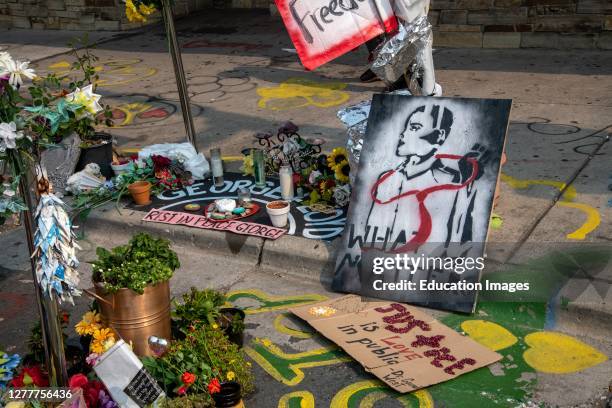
334, 161, 350, 183
327, 147, 348, 170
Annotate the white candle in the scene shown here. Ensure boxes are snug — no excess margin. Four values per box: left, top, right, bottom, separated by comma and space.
279, 165, 294, 200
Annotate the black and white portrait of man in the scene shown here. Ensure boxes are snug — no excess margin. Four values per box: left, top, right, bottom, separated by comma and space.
333, 94, 511, 312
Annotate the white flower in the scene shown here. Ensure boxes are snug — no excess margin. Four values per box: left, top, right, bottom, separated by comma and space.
0, 52, 11, 67
0, 56, 36, 88
3, 188, 15, 198
333, 184, 351, 207
65, 84, 103, 118
308, 170, 322, 185
0, 122, 24, 152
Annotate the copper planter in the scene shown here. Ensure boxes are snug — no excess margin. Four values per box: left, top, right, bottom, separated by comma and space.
94, 280, 171, 357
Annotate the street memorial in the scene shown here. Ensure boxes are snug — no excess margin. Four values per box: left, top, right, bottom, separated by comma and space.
333, 94, 512, 313
142, 208, 287, 240
273, 0, 398, 70
291, 295, 502, 392
134, 173, 347, 241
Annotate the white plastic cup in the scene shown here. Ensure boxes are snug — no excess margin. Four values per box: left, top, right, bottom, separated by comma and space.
266, 200, 290, 228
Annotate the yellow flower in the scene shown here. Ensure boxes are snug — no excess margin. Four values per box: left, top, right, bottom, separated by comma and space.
75, 320, 101, 336
83, 311, 101, 324
138, 2, 156, 15
125, 0, 146, 22
246, 361, 252, 367
75, 311, 102, 336
226, 371, 235, 381
212, 323, 219, 330
90, 328, 115, 354
327, 147, 348, 170
241, 154, 254, 176
334, 161, 350, 183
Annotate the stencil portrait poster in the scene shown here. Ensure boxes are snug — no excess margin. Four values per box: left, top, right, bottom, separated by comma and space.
332, 94, 512, 313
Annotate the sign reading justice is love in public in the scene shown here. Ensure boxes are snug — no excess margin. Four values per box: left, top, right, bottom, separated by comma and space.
291, 295, 502, 392
274, 0, 398, 70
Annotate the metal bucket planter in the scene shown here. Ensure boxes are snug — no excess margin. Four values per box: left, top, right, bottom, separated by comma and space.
94, 280, 172, 357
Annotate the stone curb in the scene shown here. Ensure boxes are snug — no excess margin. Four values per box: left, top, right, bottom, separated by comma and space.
76, 203, 612, 323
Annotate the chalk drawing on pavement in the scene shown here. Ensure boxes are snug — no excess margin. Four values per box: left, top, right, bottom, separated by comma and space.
245, 338, 351, 386
48, 58, 157, 87
257, 78, 350, 111
225, 289, 327, 314
460, 320, 518, 351
523, 332, 607, 374
501, 173, 601, 240
277, 391, 315, 408
237, 279, 608, 407
104, 94, 204, 129
273, 313, 315, 339
329, 380, 432, 408
155, 72, 256, 104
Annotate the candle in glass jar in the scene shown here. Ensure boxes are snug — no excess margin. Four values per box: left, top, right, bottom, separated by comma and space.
210, 148, 224, 187
279, 165, 294, 200
253, 149, 266, 187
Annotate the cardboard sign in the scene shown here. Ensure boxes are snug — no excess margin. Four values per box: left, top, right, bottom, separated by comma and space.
142, 209, 286, 240
274, 0, 398, 70
291, 295, 501, 392
332, 95, 512, 313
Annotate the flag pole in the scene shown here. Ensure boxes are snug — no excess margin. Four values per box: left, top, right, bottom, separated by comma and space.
161, 0, 199, 152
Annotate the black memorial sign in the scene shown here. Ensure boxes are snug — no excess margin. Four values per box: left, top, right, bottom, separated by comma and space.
131, 173, 347, 241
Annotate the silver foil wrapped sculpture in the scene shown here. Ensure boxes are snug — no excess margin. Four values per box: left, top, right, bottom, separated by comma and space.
370, 16, 433, 92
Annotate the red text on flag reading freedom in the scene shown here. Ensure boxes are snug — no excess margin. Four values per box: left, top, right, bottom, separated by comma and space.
274, 0, 398, 70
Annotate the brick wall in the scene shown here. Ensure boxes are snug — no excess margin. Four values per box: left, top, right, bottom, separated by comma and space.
1, 0, 609, 49
0, 0, 211, 31
429, 0, 611, 49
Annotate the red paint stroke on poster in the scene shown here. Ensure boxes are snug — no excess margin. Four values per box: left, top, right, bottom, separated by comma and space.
142, 209, 286, 240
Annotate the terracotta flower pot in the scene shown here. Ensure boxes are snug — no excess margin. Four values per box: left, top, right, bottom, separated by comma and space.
128, 181, 152, 205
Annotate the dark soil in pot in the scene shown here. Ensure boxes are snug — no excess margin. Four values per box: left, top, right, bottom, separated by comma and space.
217, 308, 245, 347
75, 132, 113, 179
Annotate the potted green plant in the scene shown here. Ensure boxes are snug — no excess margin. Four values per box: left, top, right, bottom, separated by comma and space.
142, 324, 254, 405
172, 288, 245, 347
91, 232, 180, 356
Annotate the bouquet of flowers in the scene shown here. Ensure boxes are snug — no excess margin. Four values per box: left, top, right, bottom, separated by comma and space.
296, 147, 352, 208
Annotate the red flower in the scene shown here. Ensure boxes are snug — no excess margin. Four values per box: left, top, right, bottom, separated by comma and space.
207, 378, 221, 395
68, 373, 89, 389
11, 366, 49, 388
181, 372, 196, 386
177, 385, 187, 395
151, 155, 172, 171
292, 173, 302, 186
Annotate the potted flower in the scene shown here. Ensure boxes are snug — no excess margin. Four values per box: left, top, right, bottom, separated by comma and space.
142, 324, 254, 404
91, 232, 180, 356
62, 39, 114, 178
172, 288, 246, 347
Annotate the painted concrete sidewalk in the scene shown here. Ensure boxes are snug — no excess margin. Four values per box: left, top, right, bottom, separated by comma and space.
0, 8, 610, 407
